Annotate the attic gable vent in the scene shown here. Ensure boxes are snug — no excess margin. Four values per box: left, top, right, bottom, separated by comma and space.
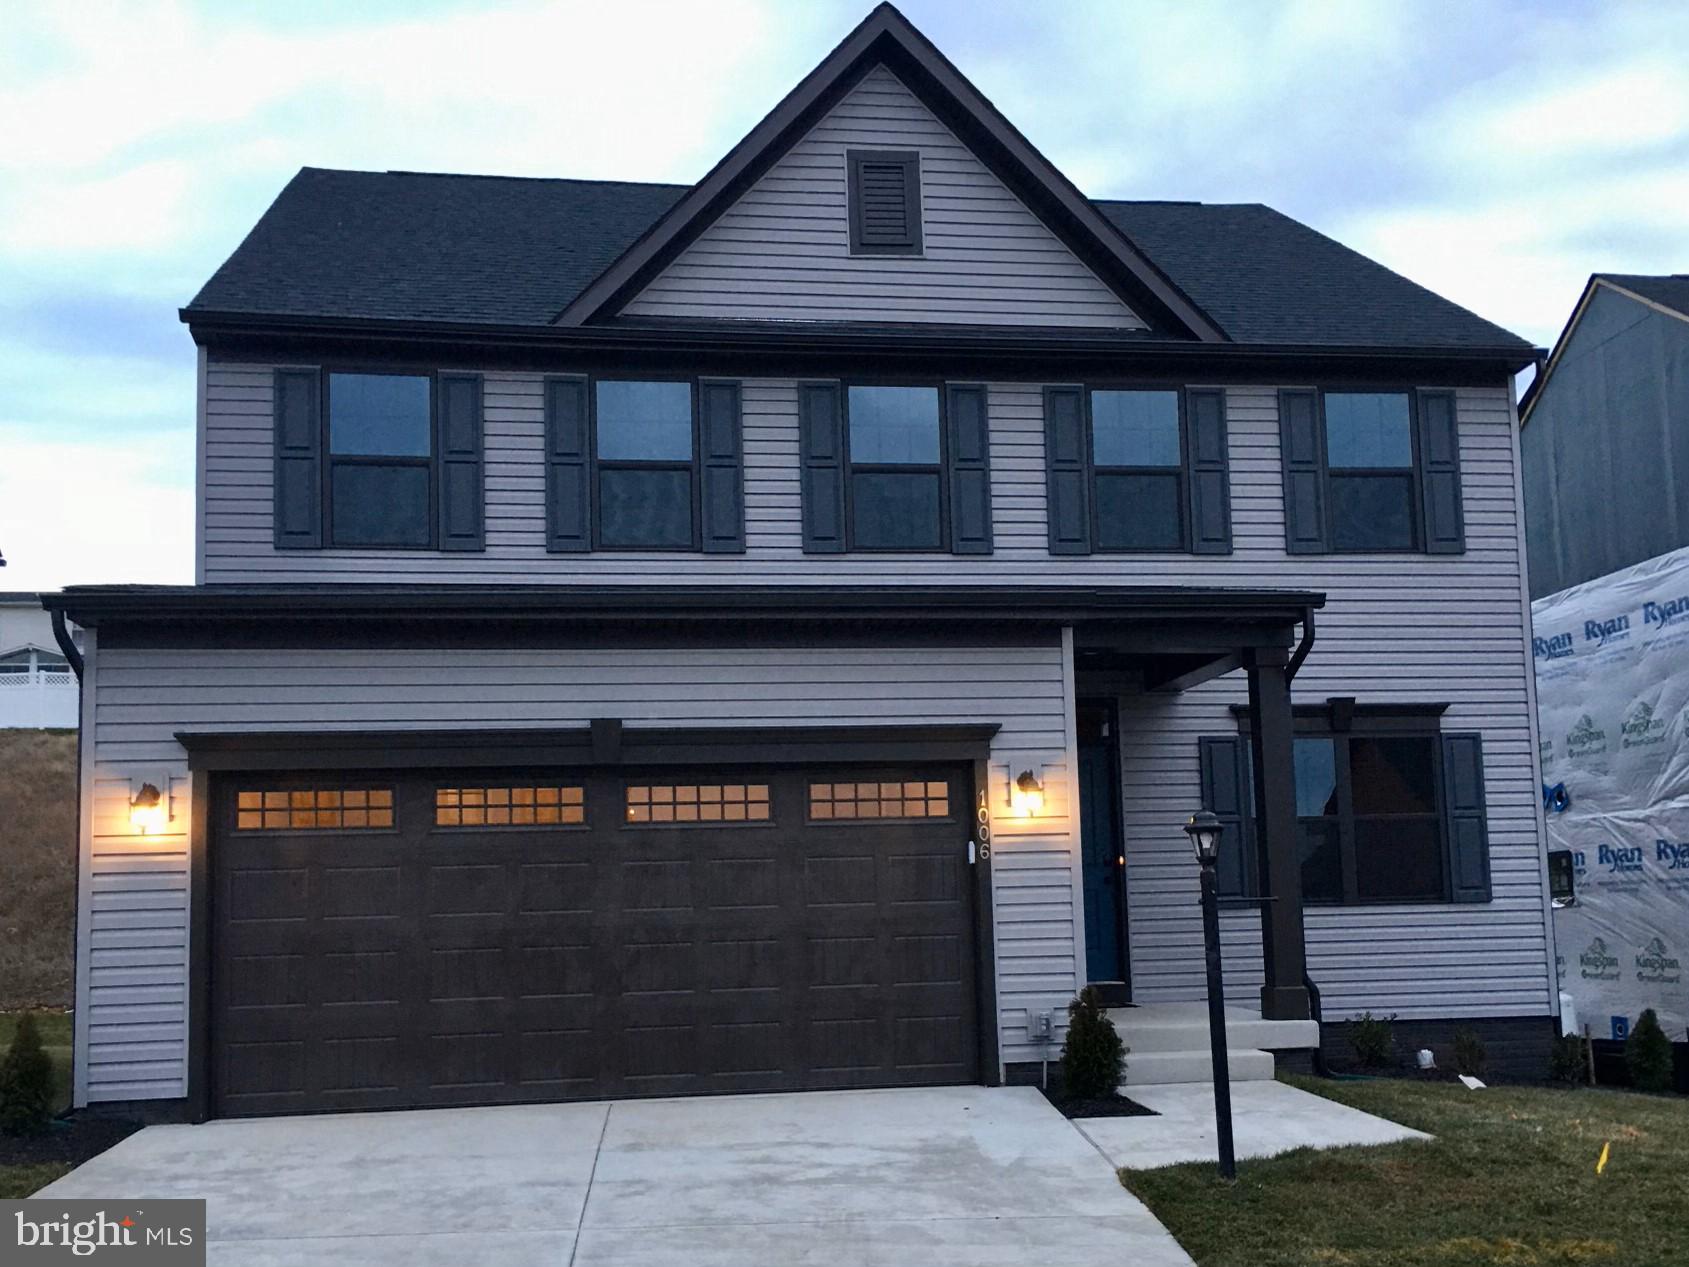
847, 149, 922, 256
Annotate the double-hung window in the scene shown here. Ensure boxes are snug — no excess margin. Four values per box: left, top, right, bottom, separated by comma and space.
1201, 705, 1492, 907
327, 372, 434, 548
845, 385, 945, 550
1090, 389, 1185, 551
1042, 384, 1230, 554
594, 380, 697, 550
1278, 387, 1465, 554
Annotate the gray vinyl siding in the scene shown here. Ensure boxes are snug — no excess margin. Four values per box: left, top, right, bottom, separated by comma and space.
1522, 284, 1689, 596
620, 65, 1146, 329
75, 636, 1079, 1104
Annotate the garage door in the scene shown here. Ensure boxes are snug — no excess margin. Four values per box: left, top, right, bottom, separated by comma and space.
210, 764, 978, 1116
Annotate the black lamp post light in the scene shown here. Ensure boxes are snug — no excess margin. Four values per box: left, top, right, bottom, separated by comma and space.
1184, 809, 1237, 1181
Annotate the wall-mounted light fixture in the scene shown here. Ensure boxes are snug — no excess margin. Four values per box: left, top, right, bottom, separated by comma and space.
129, 779, 171, 835
1009, 769, 1045, 817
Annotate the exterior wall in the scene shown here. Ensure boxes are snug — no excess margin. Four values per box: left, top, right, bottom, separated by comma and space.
1523, 285, 1689, 597
74, 632, 1079, 1105
1111, 386, 1553, 1022
0, 600, 78, 729
621, 65, 1145, 329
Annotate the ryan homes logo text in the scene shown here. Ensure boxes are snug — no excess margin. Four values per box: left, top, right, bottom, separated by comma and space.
1582, 612, 1631, 649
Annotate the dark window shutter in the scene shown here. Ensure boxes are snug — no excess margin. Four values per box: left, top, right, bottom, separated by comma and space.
1442, 732, 1491, 902
1043, 386, 1092, 555
273, 368, 322, 549
699, 380, 745, 554
1417, 389, 1465, 554
1278, 388, 1329, 554
799, 382, 846, 554
1199, 736, 1258, 900
848, 151, 922, 254
545, 375, 591, 552
1186, 387, 1232, 554
946, 383, 992, 555
437, 373, 484, 551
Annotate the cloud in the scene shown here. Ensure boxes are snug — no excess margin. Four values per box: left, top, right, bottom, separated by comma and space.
0, 427, 195, 591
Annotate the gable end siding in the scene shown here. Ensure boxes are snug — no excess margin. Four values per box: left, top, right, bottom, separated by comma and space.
620, 65, 1147, 328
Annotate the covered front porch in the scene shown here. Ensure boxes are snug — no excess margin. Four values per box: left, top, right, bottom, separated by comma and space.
1066, 590, 1325, 1026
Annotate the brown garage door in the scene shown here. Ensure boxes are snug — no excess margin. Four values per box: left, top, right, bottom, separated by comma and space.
210, 764, 978, 1116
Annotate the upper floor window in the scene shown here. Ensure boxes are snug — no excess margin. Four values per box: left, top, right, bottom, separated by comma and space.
1279, 387, 1464, 556
846, 385, 944, 550
327, 373, 433, 548
272, 367, 483, 553
846, 150, 922, 256
594, 380, 697, 550
1042, 385, 1231, 555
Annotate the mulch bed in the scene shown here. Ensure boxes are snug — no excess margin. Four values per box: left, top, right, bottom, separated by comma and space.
1, 1114, 142, 1168
1039, 1086, 1157, 1119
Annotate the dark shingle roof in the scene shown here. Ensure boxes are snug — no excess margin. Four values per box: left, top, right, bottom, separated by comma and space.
1094, 201, 1526, 348
1596, 273, 1689, 316
186, 167, 1530, 350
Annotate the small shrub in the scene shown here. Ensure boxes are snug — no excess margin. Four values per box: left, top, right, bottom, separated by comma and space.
1453, 1027, 1487, 1078
0, 1014, 55, 1136
1548, 1033, 1586, 1086
1349, 1011, 1397, 1070
1061, 987, 1126, 1100
1626, 1009, 1674, 1093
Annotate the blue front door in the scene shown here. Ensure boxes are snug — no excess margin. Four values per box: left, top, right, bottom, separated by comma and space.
1078, 704, 1128, 989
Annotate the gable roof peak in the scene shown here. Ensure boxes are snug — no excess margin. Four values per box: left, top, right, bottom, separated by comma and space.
552, 2, 1225, 340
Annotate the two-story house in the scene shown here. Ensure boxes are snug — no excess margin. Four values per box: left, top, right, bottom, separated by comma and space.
49, 5, 1554, 1121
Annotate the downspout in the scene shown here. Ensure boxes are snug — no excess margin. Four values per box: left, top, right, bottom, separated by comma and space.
1284, 605, 1329, 1074
51, 608, 84, 682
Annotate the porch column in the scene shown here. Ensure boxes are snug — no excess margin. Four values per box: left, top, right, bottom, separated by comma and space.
1244, 647, 1310, 1020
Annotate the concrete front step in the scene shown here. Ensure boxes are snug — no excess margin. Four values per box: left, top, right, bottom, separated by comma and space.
1122, 1047, 1277, 1087
1107, 1004, 1319, 1055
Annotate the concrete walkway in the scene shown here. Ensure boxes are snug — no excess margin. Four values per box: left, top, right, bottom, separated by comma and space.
1078, 1079, 1432, 1170
35, 1086, 1194, 1266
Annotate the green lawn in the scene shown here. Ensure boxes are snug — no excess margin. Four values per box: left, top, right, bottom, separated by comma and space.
0, 1011, 74, 1197
1122, 1076, 1689, 1267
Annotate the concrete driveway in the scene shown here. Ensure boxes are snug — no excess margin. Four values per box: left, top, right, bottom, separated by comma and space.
35, 1086, 1193, 1265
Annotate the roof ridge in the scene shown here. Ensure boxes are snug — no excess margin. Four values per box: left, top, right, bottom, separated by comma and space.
299, 165, 691, 191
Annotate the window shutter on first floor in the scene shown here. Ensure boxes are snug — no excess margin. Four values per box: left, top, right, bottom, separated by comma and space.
1198, 736, 1259, 900
1185, 387, 1232, 554
1278, 388, 1328, 554
699, 380, 745, 553
945, 383, 992, 555
273, 368, 322, 549
799, 382, 846, 553
544, 375, 591, 552
1417, 389, 1466, 554
437, 373, 484, 551
1043, 385, 1091, 555
1442, 732, 1492, 902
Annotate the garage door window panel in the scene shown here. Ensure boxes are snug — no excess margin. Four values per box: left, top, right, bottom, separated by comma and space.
236, 788, 394, 831
436, 785, 585, 828
809, 778, 950, 822
625, 782, 771, 824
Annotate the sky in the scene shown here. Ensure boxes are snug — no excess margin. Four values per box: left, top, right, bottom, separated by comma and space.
1, 0, 1686, 591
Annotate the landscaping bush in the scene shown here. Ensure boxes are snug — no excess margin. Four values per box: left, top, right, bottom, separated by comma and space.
1348, 1012, 1396, 1070
1626, 1009, 1674, 1093
1453, 1027, 1487, 1078
0, 1014, 55, 1136
1548, 1033, 1586, 1086
1061, 987, 1126, 1100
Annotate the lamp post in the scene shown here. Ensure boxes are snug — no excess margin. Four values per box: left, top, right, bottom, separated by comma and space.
1185, 810, 1237, 1181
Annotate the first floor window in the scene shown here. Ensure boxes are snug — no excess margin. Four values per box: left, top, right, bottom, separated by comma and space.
846, 385, 944, 550
1322, 391, 1418, 551
1295, 733, 1445, 903
594, 380, 697, 549
327, 372, 434, 547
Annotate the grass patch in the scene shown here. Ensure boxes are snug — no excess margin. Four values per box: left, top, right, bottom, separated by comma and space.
1122, 1075, 1689, 1267
0, 729, 77, 1009
0, 1162, 70, 1199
